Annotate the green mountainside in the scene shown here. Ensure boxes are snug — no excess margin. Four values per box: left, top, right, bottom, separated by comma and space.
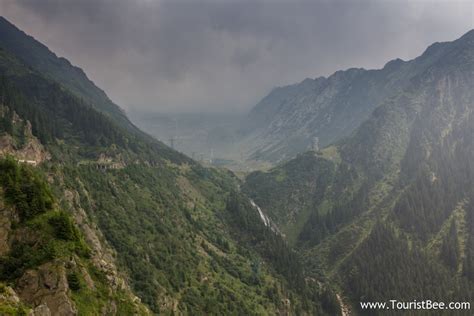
0, 156, 150, 315
244, 29, 474, 314
0, 17, 337, 315
2, 14, 474, 316
0, 16, 131, 130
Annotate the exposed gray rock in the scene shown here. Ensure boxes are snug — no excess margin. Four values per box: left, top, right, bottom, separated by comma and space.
31, 304, 52, 316
16, 261, 77, 316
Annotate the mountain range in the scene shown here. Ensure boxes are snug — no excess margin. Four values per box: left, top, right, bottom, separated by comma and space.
244, 29, 474, 314
1, 14, 474, 315
207, 30, 473, 166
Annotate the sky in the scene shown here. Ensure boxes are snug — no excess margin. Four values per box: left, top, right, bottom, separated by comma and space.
0, 0, 473, 113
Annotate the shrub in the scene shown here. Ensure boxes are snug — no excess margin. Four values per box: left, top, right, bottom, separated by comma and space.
67, 271, 81, 291
0, 157, 54, 221
48, 212, 79, 241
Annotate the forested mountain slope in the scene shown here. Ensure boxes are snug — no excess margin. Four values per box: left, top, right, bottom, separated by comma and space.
0, 16, 152, 137
237, 30, 474, 164
244, 29, 474, 314
0, 155, 151, 315
0, 17, 338, 315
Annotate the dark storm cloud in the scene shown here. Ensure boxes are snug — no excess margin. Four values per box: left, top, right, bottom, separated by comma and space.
0, 0, 473, 112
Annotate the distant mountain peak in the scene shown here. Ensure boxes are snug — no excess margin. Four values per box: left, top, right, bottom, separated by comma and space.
240, 28, 474, 163
383, 58, 405, 71
460, 28, 474, 40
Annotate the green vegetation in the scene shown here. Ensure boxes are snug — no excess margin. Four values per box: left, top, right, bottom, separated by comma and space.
244, 30, 474, 314
0, 48, 188, 165
0, 16, 132, 129
0, 283, 29, 315
0, 156, 53, 221
0, 304, 28, 316
0, 158, 85, 278
341, 222, 467, 314
57, 161, 339, 314
0, 16, 343, 314
0, 158, 146, 314
0, 36, 333, 313
69, 262, 148, 315
244, 152, 337, 243
2, 15, 474, 315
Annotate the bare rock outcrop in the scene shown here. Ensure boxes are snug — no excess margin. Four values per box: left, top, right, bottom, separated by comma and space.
0, 106, 50, 164
62, 188, 148, 313
31, 304, 52, 316
16, 261, 77, 316
0, 133, 50, 164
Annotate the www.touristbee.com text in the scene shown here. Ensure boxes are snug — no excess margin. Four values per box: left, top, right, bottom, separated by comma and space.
360, 300, 470, 311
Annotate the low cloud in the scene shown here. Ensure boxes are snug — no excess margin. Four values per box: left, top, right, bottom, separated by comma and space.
0, 0, 472, 112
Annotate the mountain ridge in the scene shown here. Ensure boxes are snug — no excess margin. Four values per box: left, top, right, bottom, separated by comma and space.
0, 16, 338, 315
0, 16, 140, 133
244, 27, 474, 314
234, 29, 474, 164
2, 14, 474, 315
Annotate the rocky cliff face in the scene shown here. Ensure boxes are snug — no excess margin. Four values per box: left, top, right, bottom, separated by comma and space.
0, 178, 150, 315
0, 105, 50, 164
16, 261, 77, 316
0, 138, 149, 315
62, 187, 145, 303
0, 192, 76, 316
